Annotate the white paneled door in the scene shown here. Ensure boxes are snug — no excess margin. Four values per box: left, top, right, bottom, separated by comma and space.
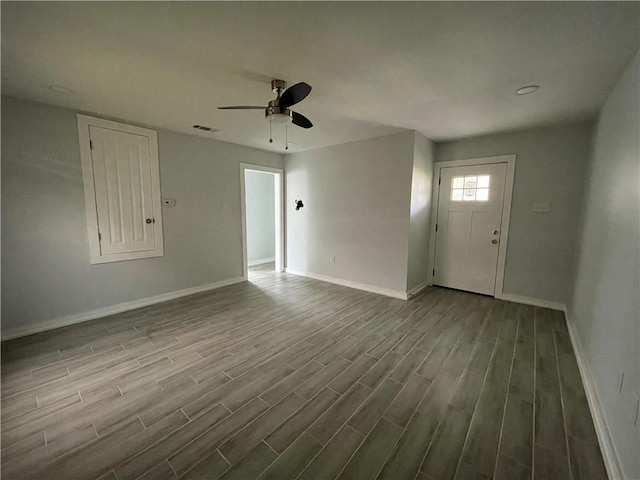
434, 163, 508, 295
89, 126, 157, 255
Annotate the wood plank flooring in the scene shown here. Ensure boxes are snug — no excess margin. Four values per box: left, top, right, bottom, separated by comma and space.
1, 264, 607, 479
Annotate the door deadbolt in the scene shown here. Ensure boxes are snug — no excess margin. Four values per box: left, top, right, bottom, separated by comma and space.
492, 230, 499, 235
491, 239, 498, 244
145, 218, 154, 224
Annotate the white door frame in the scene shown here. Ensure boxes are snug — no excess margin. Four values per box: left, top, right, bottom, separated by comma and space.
240, 163, 284, 278
427, 154, 516, 297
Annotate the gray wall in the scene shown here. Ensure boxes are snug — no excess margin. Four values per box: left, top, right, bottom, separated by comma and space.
569, 52, 639, 479
1, 96, 282, 334
407, 133, 435, 292
245, 170, 275, 264
436, 122, 592, 304
284, 131, 415, 294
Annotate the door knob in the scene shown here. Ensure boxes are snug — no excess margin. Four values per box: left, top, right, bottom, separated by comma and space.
491, 239, 498, 244
492, 230, 499, 235
146, 218, 153, 224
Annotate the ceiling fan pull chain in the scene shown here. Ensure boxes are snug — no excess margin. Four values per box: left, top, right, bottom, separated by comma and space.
269, 116, 273, 143
285, 124, 289, 150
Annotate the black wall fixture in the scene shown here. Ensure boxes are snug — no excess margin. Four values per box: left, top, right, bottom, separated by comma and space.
295, 199, 304, 211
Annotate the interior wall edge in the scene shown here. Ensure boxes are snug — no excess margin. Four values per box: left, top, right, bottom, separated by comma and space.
1, 276, 246, 341
284, 130, 415, 294
284, 268, 408, 301
494, 293, 565, 312
407, 280, 430, 297
565, 311, 626, 480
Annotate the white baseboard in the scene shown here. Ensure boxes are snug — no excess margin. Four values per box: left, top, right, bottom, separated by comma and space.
285, 268, 408, 300
407, 280, 430, 297
248, 257, 275, 267
1, 277, 247, 341
495, 292, 565, 311
564, 311, 625, 480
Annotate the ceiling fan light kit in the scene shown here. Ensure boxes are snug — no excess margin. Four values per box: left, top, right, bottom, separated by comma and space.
218, 79, 313, 150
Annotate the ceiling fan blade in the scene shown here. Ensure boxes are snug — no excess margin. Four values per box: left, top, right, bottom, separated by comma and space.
279, 82, 312, 108
217, 106, 265, 110
291, 111, 313, 129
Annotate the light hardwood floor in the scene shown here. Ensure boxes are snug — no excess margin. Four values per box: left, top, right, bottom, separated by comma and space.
1, 265, 607, 479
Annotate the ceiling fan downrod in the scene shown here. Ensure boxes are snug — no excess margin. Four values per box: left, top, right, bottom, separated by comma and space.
271, 79, 287, 98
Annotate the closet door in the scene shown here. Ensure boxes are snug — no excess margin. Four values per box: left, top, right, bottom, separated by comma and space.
78, 115, 163, 263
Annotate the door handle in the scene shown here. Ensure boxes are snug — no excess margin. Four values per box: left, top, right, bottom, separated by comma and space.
145, 218, 154, 224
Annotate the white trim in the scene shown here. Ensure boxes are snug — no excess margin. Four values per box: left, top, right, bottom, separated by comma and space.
495, 292, 565, 312
285, 268, 408, 300
565, 312, 625, 480
77, 114, 164, 264
240, 164, 284, 278
248, 257, 276, 267
428, 154, 516, 297
407, 280, 430, 298
1, 277, 246, 341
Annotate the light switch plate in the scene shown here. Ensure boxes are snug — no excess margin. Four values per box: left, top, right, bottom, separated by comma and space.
532, 202, 550, 213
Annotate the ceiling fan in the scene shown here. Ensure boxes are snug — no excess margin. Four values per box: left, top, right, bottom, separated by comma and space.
218, 79, 314, 134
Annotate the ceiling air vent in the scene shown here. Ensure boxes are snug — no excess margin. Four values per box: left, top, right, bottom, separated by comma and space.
193, 125, 218, 132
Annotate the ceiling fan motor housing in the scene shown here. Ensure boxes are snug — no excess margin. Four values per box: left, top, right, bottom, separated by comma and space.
267, 80, 291, 122
266, 99, 292, 123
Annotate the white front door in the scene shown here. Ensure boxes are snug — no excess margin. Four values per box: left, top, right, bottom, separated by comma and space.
434, 163, 508, 295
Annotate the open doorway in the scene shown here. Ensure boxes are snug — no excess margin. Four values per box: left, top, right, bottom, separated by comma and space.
240, 164, 284, 279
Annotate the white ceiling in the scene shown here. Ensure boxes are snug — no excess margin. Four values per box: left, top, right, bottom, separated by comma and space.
2, 2, 638, 153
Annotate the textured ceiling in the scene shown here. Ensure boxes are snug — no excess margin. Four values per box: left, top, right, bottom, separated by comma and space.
2, 2, 638, 153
